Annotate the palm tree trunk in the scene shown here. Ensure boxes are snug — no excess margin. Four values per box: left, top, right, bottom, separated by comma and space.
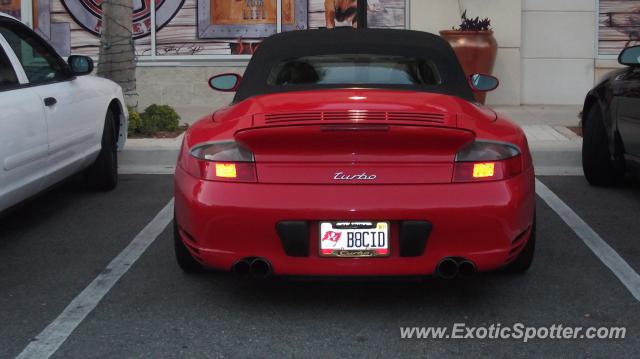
97, 0, 138, 109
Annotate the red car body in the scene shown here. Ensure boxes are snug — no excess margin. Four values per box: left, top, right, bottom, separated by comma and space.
173, 29, 536, 278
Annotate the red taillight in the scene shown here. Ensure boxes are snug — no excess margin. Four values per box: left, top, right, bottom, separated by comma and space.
453, 140, 523, 182
182, 141, 257, 182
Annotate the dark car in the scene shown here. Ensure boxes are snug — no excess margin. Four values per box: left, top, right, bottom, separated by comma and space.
582, 45, 640, 186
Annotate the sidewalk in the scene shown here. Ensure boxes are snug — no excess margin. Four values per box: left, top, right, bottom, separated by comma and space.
120, 105, 584, 176
494, 105, 582, 148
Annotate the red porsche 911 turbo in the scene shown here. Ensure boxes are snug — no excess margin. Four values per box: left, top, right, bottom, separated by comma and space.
173, 29, 536, 279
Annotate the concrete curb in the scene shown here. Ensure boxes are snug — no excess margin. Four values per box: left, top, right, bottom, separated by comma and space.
120, 148, 584, 176
119, 105, 585, 176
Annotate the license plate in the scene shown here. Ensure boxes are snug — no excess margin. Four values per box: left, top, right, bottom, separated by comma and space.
319, 221, 390, 257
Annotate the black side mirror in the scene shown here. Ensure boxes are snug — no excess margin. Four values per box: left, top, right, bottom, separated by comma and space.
208, 73, 242, 92
469, 73, 500, 92
68, 55, 94, 76
619, 46, 640, 67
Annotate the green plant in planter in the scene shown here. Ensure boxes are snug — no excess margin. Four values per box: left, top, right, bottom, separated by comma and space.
127, 107, 142, 135
441, 9, 496, 104
140, 104, 180, 135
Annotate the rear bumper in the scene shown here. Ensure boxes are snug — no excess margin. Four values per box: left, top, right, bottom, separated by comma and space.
174, 166, 535, 276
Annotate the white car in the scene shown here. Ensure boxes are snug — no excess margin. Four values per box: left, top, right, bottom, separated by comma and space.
0, 13, 128, 213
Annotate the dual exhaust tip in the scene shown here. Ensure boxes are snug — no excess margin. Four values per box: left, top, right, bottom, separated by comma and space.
436, 257, 477, 279
233, 257, 273, 279
233, 256, 475, 279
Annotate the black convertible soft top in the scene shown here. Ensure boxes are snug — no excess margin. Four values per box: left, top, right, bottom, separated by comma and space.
233, 28, 475, 103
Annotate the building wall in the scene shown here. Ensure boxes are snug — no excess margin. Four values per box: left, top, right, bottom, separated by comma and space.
137, 0, 525, 109
135, 65, 241, 115
135, 0, 612, 109
410, 0, 522, 106
595, 59, 624, 83
521, 0, 596, 105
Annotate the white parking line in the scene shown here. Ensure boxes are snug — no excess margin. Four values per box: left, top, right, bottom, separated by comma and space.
535, 166, 583, 176
15, 199, 175, 359
119, 165, 176, 175
14, 179, 640, 357
536, 179, 640, 302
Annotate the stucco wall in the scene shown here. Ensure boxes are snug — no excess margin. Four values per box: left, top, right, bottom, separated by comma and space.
410, 0, 522, 105
136, 65, 241, 112
521, 0, 596, 105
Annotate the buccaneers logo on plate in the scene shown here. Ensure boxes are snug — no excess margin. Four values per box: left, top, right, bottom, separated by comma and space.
321, 231, 341, 244
61, 0, 184, 39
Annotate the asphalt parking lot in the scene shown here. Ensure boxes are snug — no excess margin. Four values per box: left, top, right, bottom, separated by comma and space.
1, 174, 639, 358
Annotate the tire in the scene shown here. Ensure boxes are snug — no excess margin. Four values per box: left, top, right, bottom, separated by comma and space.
85, 110, 118, 191
174, 216, 204, 273
503, 216, 536, 274
582, 105, 624, 186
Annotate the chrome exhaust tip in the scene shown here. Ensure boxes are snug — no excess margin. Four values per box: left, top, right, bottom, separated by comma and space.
436, 258, 459, 279
249, 258, 273, 279
458, 260, 477, 279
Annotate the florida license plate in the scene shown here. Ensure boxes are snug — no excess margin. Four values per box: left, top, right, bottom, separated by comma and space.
319, 221, 390, 257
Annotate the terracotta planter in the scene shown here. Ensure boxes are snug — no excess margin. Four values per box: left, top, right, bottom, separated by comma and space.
439, 30, 498, 104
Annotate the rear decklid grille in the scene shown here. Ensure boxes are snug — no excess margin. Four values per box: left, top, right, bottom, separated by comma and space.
234, 124, 475, 184
258, 111, 450, 126
240, 109, 467, 184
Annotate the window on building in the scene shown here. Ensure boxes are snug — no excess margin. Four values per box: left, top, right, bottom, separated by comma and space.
32, 0, 408, 59
598, 0, 640, 58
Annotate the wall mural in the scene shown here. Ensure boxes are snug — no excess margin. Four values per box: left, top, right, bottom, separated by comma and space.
61, 0, 184, 38
28, 0, 405, 57
599, 0, 640, 56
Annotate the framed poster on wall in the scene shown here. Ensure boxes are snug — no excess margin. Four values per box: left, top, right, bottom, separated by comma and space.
197, 0, 308, 39
308, 0, 406, 29
598, 0, 640, 58
61, 0, 184, 39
